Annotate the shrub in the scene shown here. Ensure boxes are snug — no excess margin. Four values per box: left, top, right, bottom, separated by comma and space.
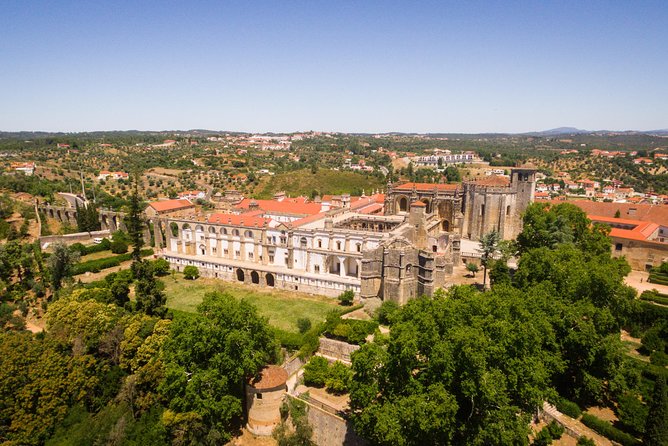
70, 239, 111, 256
376, 300, 399, 325
580, 413, 640, 446
325, 361, 352, 395
152, 258, 170, 276
297, 318, 312, 334
576, 437, 596, 446
274, 328, 304, 350
303, 356, 330, 387
639, 290, 668, 306
554, 397, 581, 419
110, 239, 128, 254
533, 420, 564, 446
183, 266, 199, 280
338, 290, 354, 306
71, 249, 154, 275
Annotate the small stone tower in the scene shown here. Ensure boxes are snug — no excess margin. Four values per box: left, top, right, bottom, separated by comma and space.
246, 365, 288, 436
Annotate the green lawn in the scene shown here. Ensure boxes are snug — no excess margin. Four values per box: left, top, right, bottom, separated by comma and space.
160, 274, 341, 332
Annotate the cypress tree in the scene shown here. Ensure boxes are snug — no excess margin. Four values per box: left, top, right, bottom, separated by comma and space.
127, 175, 144, 264
645, 375, 668, 446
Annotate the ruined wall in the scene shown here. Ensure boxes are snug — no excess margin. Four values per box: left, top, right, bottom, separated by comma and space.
286, 395, 366, 446
318, 338, 360, 364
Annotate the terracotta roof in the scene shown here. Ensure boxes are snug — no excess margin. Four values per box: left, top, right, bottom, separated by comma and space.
148, 199, 194, 212
207, 213, 271, 227
411, 201, 427, 207
235, 198, 322, 216
359, 203, 383, 214
473, 175, 511, 187
561, 200, 668, 227
248, 365, 288, 390
394, 182, 460, 191
290, 212, 328, 228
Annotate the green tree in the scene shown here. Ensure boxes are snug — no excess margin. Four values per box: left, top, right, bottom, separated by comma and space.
466, 262, 479, 277
159, 292, 278, 442
444, 166, 461, 183
134, 261, 167, 317
127, 176, 145, 264
479, 230, 500, 289
183, 265, 199, 280
644, 375, 668, 446
152, 258, 170, 276
350, 286, 556, 445
303, 356, 330, 387
110, 231, 129, 254
47, 242, 80, 291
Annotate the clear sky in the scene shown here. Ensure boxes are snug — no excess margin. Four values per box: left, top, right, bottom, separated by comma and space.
1, 0, 667, 133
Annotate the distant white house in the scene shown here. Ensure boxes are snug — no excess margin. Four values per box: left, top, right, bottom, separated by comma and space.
11, 162, 35, 175
178, 190, 206, 201
98, 170, 129, 180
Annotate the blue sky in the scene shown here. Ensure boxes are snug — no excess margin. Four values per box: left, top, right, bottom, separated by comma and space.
1, 0, 666, 133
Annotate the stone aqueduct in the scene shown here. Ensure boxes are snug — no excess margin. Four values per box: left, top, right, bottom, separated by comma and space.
36, 203, 160, 245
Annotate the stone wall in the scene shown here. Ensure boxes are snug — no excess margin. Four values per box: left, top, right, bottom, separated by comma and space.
318, 338, 360, 364
39, 230, 111, 248
287, 395, 366, 446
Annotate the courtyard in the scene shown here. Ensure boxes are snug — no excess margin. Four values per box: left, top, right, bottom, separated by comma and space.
161, 273, 341, 332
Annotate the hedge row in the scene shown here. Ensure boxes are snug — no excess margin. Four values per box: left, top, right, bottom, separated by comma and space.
639, 291, 668, 306
71, 239, 111, 256
580, 413, 640, 446
553, 397, 582, 419
648, 273, 668, 285
72, 249, 154, 275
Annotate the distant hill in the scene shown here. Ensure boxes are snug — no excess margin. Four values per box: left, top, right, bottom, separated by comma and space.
523, 127, 590, 137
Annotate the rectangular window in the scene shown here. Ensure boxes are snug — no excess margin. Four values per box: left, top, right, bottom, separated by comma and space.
248, 252, 254, 259
269, 255, 274, 263
235, 250, 241, 257
314, 265, 320, 273
224, 249, 229, 255
615, 243, 623, 251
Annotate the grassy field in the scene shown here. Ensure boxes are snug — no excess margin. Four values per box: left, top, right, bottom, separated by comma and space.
160, 274, 341, 332
81, 250, 116, 261
254, 168, 385, 199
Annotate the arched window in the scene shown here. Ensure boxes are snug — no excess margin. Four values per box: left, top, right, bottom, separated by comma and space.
506, 205, 511, 216
300, 237, 307, 248
356, 243, 362, 252
317, 239, 322, 248
233, 229, 240, 236
209, 226, 216, 233
336, 241, 342, 250
398, 196, 408, 212
221, 227, 228, 235
244, 230, 253, 238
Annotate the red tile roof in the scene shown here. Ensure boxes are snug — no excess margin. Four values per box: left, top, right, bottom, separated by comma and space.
473, 176, 511, 187
148, 199, 194, 212
208, 213, 271, 227
394, 182, 460, 191
248, 365, 288, 390
560, 200, 668, 227
235, 198, 322, 216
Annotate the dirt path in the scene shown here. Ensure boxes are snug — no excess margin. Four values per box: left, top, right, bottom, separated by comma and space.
625, 270, 668, 294
543, 402, 614, 446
